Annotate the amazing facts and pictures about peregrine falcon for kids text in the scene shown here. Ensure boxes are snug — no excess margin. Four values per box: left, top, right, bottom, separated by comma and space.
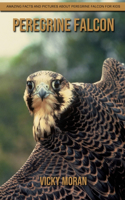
0, 0, 125, 197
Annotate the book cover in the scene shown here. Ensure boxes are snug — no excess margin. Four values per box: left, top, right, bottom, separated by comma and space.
0, 0, 125, 199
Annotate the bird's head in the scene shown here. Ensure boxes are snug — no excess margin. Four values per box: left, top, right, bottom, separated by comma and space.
24, 71, 74, 116
23, 71, 74, 140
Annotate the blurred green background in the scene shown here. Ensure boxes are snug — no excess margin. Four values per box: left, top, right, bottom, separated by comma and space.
0, 7, 125, 185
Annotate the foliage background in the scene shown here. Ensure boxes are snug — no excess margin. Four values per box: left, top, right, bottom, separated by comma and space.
0, 3, 125, 185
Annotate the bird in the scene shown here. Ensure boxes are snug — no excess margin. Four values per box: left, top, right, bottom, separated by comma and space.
0, 57, 125, 200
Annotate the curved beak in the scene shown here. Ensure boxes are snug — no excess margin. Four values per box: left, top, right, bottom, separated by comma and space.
33, 82, 53, 101
39, 88, 47, 101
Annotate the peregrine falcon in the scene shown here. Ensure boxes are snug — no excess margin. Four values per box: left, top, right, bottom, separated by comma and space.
0, 58, 125, 200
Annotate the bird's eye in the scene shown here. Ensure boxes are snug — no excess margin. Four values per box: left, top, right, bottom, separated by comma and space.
52, 80, 61, 90
27, 81, 34, 92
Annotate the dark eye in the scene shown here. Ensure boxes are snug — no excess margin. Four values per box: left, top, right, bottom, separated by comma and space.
52, 80, 61, 90
27, 81, 34, 92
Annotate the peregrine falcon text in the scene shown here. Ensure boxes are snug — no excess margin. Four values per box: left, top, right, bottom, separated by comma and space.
13, 18, 115, 32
